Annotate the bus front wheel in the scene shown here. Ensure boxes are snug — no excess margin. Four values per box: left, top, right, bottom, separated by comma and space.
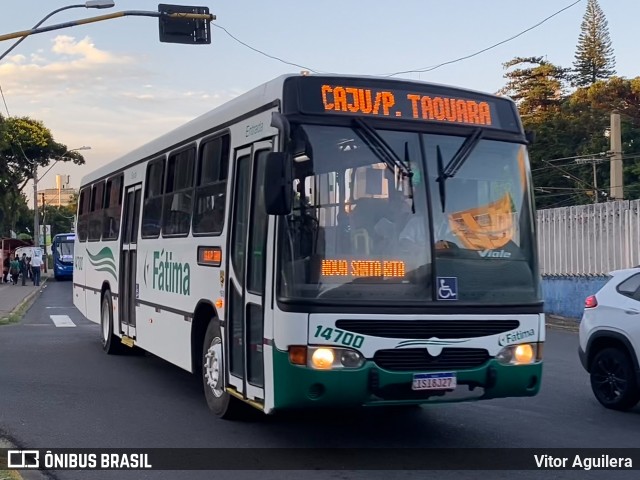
202, 320, 245, 419
101, 290, 123, 354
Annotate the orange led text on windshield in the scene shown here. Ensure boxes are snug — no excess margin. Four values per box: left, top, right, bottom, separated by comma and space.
321, 85, 492, 126
321, 259, 406, 278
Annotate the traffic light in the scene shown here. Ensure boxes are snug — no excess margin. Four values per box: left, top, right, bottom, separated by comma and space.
158, 4, 212, 44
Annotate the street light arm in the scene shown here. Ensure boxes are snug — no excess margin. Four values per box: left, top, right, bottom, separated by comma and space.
0, 10, 215, 43
39, 161, 60, 183
39, 146, 91, 183
0, 3, 113, 63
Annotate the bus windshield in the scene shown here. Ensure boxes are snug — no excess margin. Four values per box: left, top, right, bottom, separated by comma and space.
55, 240, 75, 264
277, 124, 539, 305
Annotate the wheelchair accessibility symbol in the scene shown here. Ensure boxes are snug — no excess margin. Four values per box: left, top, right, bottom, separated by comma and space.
437, 277, 458, 300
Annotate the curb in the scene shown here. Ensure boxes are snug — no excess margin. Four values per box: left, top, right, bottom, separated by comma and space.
0, 437, 50, 480
546, 314, 580, 332
0, 277, 50, 325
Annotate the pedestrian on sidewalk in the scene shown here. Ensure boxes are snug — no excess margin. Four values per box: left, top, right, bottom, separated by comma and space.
19, 253, 28, 286
31, 253, 42, 287
10, 255, 20, 285
2, 255, 9, 284
26, 256, 32, 280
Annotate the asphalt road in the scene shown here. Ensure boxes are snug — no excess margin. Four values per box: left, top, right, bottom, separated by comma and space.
1, 280, 639, 480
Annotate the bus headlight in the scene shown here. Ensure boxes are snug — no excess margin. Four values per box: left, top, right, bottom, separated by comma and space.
340, 350, 364, 368
290, 346, 364, 370
311, 348, 334, 369
496, 343, 542, 365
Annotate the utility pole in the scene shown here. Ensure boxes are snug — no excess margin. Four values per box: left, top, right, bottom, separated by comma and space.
42, 192, 48, 273
33, 165, 39, 248
575, 157, 605, 203
592, 161, 598, 203
610, 111, 623, 200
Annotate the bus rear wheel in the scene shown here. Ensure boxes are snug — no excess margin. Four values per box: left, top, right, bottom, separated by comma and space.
202, 320, 246, 419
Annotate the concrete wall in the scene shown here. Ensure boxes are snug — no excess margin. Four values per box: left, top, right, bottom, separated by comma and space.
542, 275, 610, 319
538, 200, 639, 276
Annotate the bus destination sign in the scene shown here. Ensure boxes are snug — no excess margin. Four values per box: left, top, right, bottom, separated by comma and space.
320, 84, 494, 127
291, 77, 521, 132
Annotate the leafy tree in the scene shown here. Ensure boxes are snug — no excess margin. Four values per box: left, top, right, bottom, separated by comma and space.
499, 57, 569, 118
0, 191, 31, 237
527, 76, 640, 208
0, 115, 85, 238
0, 115, 86, 193
66, 191, 79, 216
572, 0, 615, 87
41, 204, 75, 237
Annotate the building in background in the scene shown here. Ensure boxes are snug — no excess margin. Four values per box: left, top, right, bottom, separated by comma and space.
38, 175, 78, 207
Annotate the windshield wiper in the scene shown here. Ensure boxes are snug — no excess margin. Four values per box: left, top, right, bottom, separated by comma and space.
435, 127, 483, 212
352, 118, 415, 213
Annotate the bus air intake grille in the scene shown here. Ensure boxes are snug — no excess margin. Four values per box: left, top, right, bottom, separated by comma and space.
373, 348, 489, 372
335, 319, 520, 339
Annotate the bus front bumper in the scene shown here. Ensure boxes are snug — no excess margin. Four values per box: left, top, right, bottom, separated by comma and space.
273, 349, 542, 410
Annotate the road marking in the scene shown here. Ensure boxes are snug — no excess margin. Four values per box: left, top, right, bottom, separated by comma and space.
50, 315, 76, 328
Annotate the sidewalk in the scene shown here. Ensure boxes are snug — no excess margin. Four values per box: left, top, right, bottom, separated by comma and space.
0, 273, 49, 322
546, 314, 580, 332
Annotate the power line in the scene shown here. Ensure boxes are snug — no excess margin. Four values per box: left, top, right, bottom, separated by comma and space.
532, 162, 585, 173
203, 1, 585, 79
544, 194, 585, 208
381, 0, 584, 77
543, 152, 608, 163
212, 24, 321, 74
0, 84, 10, 117
535, 181, 640, 203
531, 153, 640, 174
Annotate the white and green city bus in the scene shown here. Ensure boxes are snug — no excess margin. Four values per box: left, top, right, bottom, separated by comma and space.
73, 73, 544, 418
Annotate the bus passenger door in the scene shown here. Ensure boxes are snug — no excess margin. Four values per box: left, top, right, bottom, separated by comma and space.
227, 141, 272, 403
119, 184, 142, 339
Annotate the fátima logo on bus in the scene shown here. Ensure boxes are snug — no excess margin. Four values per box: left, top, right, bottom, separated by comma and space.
86, 247, 116, 279
153, 249, 191, 295
499, 329, 535, 346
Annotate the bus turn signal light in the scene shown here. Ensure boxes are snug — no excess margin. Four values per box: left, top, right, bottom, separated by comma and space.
288, 346, 307, 366
198, 246, 222, 266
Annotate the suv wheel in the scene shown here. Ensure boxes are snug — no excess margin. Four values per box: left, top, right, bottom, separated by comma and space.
590, 347, 640, 411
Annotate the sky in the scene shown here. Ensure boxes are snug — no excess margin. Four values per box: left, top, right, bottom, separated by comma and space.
0, 0, 638, 206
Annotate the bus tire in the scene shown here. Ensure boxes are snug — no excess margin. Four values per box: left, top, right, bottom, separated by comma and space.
202, 320, 244, 419
101, 290, 123, 355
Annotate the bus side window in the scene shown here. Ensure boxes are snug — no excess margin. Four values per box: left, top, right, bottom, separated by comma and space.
193, 134, 230, 235
77, 186, 91, 241
103, 174, 123, 240
88, 181, 105, 241
141, 157, 165, 238
163, 146, 195, 236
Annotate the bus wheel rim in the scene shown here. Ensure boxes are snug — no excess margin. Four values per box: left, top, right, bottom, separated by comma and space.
204, 337, 223, 397
101, 301, 109, 343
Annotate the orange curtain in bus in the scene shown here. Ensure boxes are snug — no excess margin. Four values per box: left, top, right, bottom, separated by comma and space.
447, 193, 515, 250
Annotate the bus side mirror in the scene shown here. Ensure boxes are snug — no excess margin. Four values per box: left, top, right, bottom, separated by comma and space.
525, 130, 536, 144
264, 152, 293, 215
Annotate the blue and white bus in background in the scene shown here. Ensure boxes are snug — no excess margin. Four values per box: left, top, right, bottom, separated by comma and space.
52, 233, 75, 280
